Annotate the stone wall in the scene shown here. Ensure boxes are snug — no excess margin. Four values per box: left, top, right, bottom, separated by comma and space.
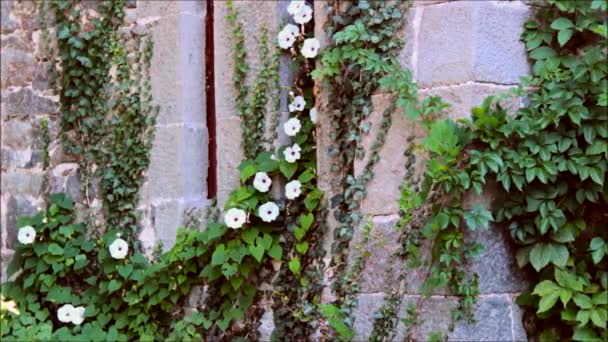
2, 0, 535, 340
314, 0, 533, 340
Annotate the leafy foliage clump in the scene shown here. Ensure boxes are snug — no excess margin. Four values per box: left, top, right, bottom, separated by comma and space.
401, 0, 607, 339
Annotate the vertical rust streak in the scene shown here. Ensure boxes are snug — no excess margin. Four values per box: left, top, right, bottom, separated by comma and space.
205, 0, 217, 198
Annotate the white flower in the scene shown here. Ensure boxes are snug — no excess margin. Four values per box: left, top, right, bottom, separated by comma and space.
258, 202, 280, 222
283, 118, 302, 136
294, 4, 313, 24
309, 108, 318, 123
109, 238, 129, 259
224, 208, 247, 229
287, 0, 306, 15
57, 304, 75, 323
289, 96, 306, 112
71, 306, 85, 325
301, 38, 320, 58
253, 172, 272, 193
284, 143, 302, 163
17, 226, 36, 244
283, 23, 300, 37
285, 180, 302, 200
278, 30, 296, 49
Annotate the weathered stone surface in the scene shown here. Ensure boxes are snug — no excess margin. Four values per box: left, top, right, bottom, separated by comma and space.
137, 0, 205, 19
511, 297, 529, 341
0, 1, 17, 33
355, 93, 424, 216
0, 47, 34, 88
1, 249, 15, 283
415, 1, 530, 87
393, 295, 523, 341
214, 0, 282, 117
448, 295, 519, 341
49, 163, 84, 203
419, 82, 521, 120
349, 216, 402, 293
1, 87, 58, 116
149, 13, 205, 126
3, 195, 43, 249
0, 118, 38, 150
150, 200, 182, 249
257, 306, 275, 341
0, 171, 44, 196
216, 117, 243, 207
1, 147, 37, 170
351, 293, 386, 341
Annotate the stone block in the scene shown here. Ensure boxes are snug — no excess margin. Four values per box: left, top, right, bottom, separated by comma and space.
150, 200, 182, 249
1, 249, 15, 283
394, 295, 522, 341
147, 125, 207, 200
137, 0, 205, 19
3, 195, 44, 249
49, 163, 83, 203
214, 0, 282, 120
1, 118, 38, 150
1, 148, 37, 170
0, 0, 17, 34
0, 47, 34, 88
349, 216, 402, 293
1, 87, 58, 116
355, 94, 424, 216
419, 82, 522, 120
216, 117, 243, 208
351, 293, 386, 341
415, 1, 530, 87
0, 171, 45, 197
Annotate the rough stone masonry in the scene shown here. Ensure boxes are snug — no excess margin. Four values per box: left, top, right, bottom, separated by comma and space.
2, 1, 534, 340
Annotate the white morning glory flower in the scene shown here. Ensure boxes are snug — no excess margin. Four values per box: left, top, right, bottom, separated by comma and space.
253, 172, 272, 193
224, 208, 247, 229
278, 29, 296, 49
17, 226, 36, 244
285, 180, 302, 200
301, 38, 320, 58
287, 0, 306, 15
283, 23, 300, 37
57, 304, 75, 323
284, 143, 302, 163
71, 306, 85, 325
109, 238, 129, 259
259, 202, 280, 223
284, 117, 302, 136
289, 96, 306, 112
309, 108, 318, 123
294, 4, 313, 25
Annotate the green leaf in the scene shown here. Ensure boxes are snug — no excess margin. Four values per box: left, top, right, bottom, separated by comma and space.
530, 243, 553, 271
550, 18, 574, 30
537, 291, 560, 313
573, 327, 601, 341
530, 46, 557, 60
211, 244, 227, 266
533, 280, 560, 296
577, 309, 591, 326
249, 244, 265, 262
295, 241, 309, 254
108, 279, 122, 294
590, 308, 607, 328
557, 29, 574, 46
239, 161, 257, 183
279, 160, 298, 179
300, 213, 314, 231
267, 243, 282, 260
289, 257, 301, 275
573, 294, 593, 309
48, 243, 63, 255
551, 243, 569, 267
242, 227, 259, 245
117, 264, 133, 278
